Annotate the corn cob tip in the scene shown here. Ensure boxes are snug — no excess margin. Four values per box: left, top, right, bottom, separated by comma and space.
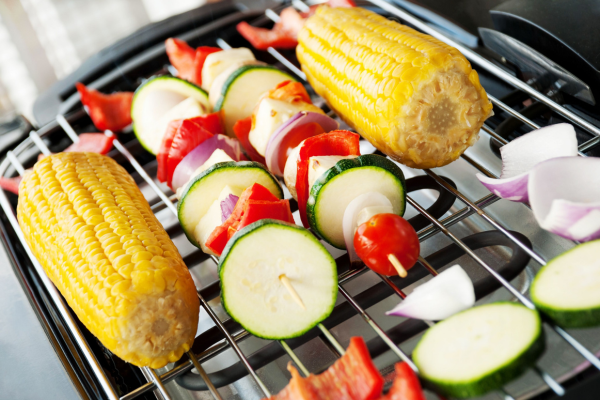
18, 152, 199, 368
298, 6, 493, 169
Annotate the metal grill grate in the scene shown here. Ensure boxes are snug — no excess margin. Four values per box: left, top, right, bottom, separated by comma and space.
1, 1, 600, 400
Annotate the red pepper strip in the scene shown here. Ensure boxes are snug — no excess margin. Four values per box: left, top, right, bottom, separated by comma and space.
205, 183, 280, 255
296, 130, 360, 226
165, 38, 196, 81
192, 112, 224, 135
192, 46, 222, 86
237, 21, 297, 51
233, 116, 266, 164
63, 133, 115, 154
267, 80, 312, 104
268, 336, 384, 400
166, 117, 214, 188
0, 176, 21, 195
76, 83, 133, 132
379, 363, 426, 400
157, 120, 183, 183
227, 199, 294, 239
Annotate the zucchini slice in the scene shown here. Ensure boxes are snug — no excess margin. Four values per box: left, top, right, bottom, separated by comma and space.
532, 240, 600, 328
213, 65, 296, 135
413, 302, 544, 398
131, 76, 209, 154
220, 219, 337, 339
307, 154, 406, 249
177, 161, 283, 248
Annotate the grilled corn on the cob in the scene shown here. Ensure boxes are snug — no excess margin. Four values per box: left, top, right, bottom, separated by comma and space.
17, 152, 199, 368
297, 6, 493, 169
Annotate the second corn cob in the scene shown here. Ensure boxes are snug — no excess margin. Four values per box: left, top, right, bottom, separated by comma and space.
297, 6, 493, 169
17, 152, 199, 368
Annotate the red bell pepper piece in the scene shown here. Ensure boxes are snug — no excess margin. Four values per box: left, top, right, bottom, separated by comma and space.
267, 80, 312, 104
237, 15, 299, 51
63, 133, 115, 154
0, 176, 22, 195
205, 183, 283, 255
157, 120, 183, 183
296, 130, 361, 226
238, 2, 355, 51
378, 362, 426, 400
192, 46, 222, 86
166, 39, 222, 85
76, 83, 133, 132
192, 112, 223, 135
229, 199, 294, 238
233, 116, 266, 164
165, 38, 196, 81
157, 113, 222, 185
268, 337, 384, 400
166, 117, 214, 188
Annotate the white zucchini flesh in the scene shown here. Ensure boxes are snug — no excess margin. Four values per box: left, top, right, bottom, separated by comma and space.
531, 240, 600, 327
220, 222, 337, 339
215, 66, 295, 135
208, 60, 266, 107
201, 48, 256, 91
131, 77, 209, 154
312, 167, 405, 248
413, 302, 543, 398
307, 156, 357, 189
177, 163, 282, 248
194, 185, 242, 256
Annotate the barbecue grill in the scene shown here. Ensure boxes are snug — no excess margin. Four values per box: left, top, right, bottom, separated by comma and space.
2, 1, 600, 399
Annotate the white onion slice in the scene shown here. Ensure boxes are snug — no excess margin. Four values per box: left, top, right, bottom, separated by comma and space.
477, 123, 577, 202
386, 265, 475, 321
529, 156, 600, 242
171, 134, 245, 191
265, 111, 339, 176
342, 192, 393, 265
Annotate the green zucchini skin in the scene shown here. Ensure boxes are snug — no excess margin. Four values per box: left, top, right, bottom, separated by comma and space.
306, 154, 406, 248
177, 161, 283, 247
531, 240, 600, 328
535, 304, 600, 329
218, 219, 338, 340
414, 302, 545, 399
213, 65, 295, 112
422, 333, 545, 398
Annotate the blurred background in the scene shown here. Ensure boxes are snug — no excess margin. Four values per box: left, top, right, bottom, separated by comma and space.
0, 0, 216, 124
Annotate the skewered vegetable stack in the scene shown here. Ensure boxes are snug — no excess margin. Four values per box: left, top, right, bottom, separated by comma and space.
297, 6, 493, 169
17, 153, 199, 368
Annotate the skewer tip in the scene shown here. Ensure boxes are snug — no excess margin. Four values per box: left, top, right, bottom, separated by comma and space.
388, 254, 407, 278
279, 274, 306, 310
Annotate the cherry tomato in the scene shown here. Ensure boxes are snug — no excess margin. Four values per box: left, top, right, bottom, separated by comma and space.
354, 213, 420, 276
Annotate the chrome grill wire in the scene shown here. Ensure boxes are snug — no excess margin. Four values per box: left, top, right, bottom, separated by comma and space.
0, 0, 599, 399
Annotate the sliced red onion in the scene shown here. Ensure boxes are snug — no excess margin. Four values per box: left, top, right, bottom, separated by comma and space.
342, 192, 393, 266
221, 194, 239, 223
386, 265, 475, 321
529, 156, 600, 242
265, 111, 339, 176
171, 134, 246, 191
477, 123, 577, 202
